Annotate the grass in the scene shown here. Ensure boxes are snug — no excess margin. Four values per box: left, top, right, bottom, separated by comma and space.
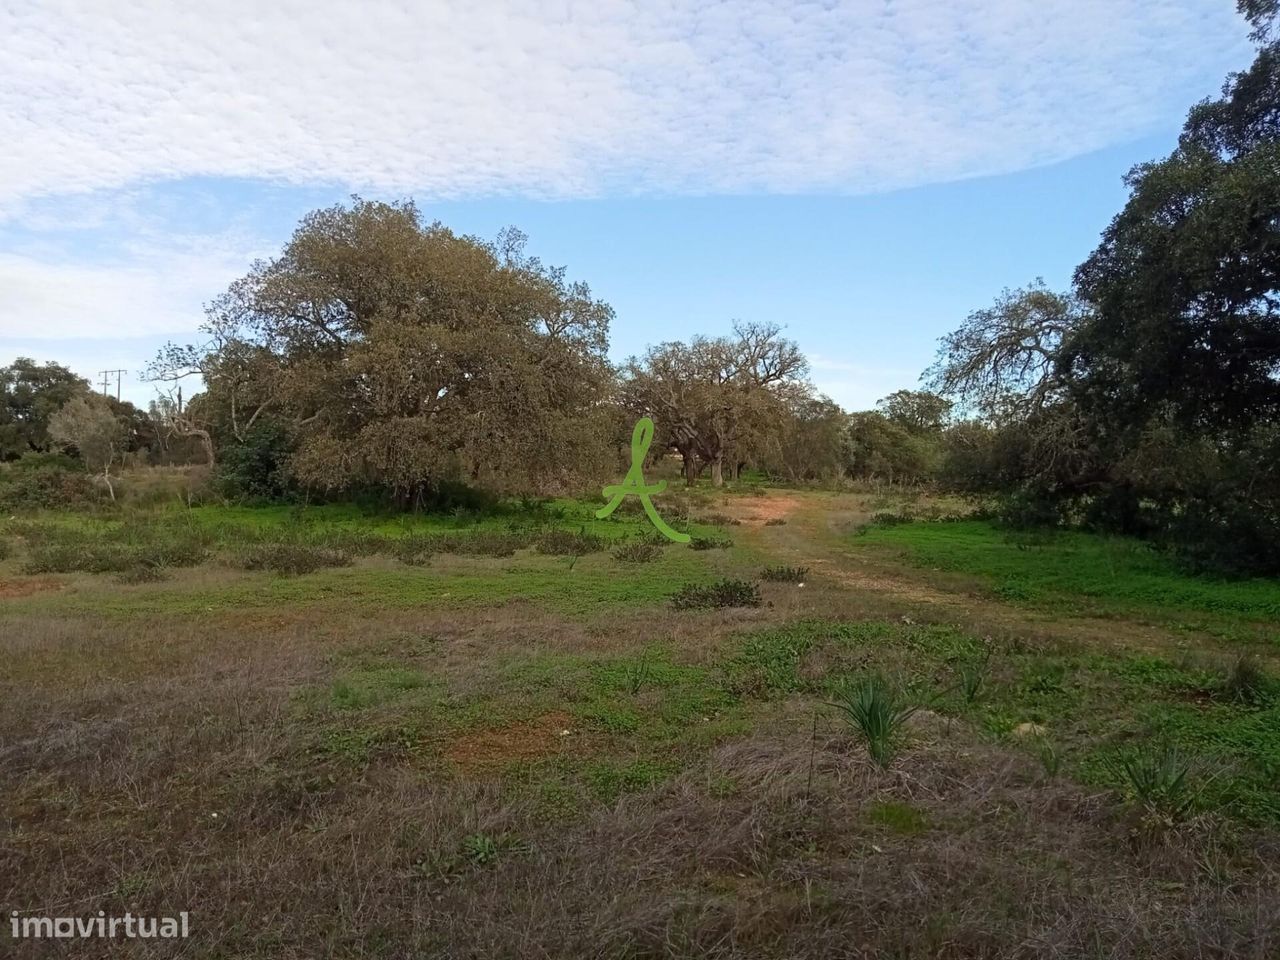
3, 487, 1280, 957
859, 518, 1280, 625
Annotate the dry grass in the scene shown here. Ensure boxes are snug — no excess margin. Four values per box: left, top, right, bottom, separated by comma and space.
2, 488, 1279, 957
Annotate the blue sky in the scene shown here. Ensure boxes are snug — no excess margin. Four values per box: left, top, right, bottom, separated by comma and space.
0, 1, 1253, 410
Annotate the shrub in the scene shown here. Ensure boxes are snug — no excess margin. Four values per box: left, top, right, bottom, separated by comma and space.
764, 517, 787, 526
535, 529, 605, 556
237, 542, 353, 575
670, 578, 762, 610
0, 453, 96, 511
828, 676, 918, 768
689, 536, 733, 551
613, 542, 662, 563
870, 511, 911, 527
392, 534, 435, 565
0, 538, 9, 562
211, 424, 296, 502
759, 565, 808, 582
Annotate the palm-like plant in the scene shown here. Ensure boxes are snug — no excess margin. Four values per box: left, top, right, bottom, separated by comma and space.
829, 676, 918, 767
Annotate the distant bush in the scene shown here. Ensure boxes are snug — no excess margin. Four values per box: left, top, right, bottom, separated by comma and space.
0, 453, 96, 511
760, 565, 808, 582
613, 542, 662, 563
764, 517, 787, 526
237, 542, 352, 575
671, 578, 762, 610
211, 424, 297, 503
0, 538, 9, 562
535, 528, 605, 556
689, 536, 733, 551
20, 524, 208, 575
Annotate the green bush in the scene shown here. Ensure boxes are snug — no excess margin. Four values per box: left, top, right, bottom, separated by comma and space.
0, 453, 96, 511
671, 578, 762, 610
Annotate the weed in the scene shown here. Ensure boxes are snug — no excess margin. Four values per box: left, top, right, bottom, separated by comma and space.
671, 578, 762, 610
828, 675, 918, 767
1037, 740, 1062, 779
760, 565, 809, 583
866, 800, 928, 834
461, 832, 526, 866
957, 649, 992, 703
1223, 656, 1274, 706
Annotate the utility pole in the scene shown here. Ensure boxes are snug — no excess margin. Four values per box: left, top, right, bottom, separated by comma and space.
98, 369, 127, 402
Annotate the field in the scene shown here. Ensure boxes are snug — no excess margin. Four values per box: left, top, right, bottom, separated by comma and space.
3, 485, 1279, 958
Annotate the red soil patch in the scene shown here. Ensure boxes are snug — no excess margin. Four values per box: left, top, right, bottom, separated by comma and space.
0, 577, 64, 600
724, 493, 802, 525
446, 710, 577, 772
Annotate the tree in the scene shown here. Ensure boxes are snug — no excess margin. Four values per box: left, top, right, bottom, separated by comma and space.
155, 199, 615, 503
877, 389, 952, 435
926, 282, 1080, 416
48, 396, 126, 501
623, 322, 810, 486
0, 358, 91, 460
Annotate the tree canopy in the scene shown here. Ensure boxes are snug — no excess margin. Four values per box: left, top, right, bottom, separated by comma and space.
152, 199, 617, 503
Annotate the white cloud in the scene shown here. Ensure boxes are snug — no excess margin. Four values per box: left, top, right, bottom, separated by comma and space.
0, 217, 263, 339
0, 0, 1249, 208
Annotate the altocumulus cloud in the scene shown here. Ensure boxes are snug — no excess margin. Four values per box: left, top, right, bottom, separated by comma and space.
0, 0, 1249, 206
0, 0, 1252, 346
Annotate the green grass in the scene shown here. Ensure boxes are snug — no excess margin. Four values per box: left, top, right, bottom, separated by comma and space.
859, 519, 1280, 623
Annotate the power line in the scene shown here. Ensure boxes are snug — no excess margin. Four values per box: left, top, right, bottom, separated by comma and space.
97, 366, 126, 399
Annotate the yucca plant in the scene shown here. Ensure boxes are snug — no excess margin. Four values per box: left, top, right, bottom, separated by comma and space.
1105, 744, 1198, 822
958, 649, 992, 704
829, 676, 918, 767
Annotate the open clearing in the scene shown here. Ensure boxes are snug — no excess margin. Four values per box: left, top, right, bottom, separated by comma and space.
2, 487, 1279, 958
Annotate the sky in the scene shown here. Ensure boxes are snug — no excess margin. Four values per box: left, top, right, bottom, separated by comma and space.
0, 0, 1255, 411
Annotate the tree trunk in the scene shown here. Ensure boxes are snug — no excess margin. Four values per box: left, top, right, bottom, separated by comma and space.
682, 450, 698, 486
710, 457, 724, 487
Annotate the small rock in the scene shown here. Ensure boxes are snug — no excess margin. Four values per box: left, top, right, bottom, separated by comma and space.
1012, 722, 1047, 739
